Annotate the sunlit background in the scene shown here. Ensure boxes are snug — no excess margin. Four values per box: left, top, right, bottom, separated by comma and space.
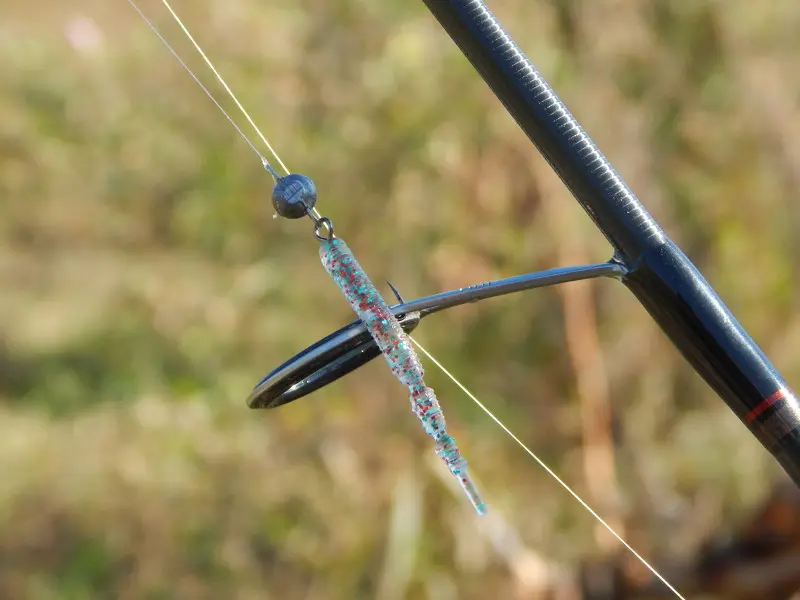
2, 1, 800, 598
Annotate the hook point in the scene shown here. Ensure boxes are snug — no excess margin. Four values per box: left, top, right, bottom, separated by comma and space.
386, 281, 404, 303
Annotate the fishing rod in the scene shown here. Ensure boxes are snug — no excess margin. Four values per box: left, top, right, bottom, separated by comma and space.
249, 0, 800, 488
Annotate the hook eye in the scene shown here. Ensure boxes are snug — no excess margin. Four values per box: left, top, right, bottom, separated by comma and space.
247, 311, 421, 409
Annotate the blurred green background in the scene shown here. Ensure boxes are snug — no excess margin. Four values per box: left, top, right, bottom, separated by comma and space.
2, 0, 799, 598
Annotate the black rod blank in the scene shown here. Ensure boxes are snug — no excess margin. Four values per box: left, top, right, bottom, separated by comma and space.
421, 0, 800, 484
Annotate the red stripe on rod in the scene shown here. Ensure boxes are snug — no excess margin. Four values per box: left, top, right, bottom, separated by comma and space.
745, 387, 789, 423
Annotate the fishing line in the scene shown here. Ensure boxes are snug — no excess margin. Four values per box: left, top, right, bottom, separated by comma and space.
157, 0, 290, 175
124, 2, 686, 597
124, 0, 287, 179
410, 336, 686, 600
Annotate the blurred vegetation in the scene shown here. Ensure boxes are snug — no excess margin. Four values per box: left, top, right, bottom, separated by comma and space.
1, 0, 799, 598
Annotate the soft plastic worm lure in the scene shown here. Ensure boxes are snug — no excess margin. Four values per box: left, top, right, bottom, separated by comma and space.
271, 173, 487, 515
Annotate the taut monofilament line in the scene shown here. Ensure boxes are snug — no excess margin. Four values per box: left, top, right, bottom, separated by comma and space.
121, 0, 713, 597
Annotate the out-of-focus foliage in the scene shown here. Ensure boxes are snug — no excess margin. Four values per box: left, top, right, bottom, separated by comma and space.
1, 0, 799, 598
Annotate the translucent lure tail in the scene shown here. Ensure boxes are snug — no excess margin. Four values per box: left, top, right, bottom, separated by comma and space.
320, 237, 487, 515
